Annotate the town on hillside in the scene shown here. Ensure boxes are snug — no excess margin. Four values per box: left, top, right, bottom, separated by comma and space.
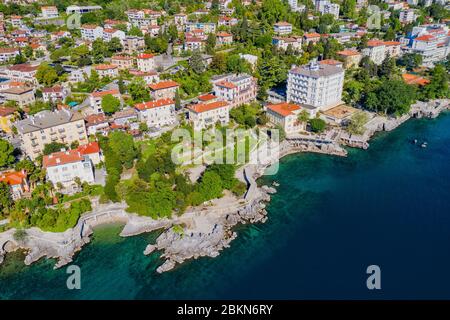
0, 0, 448, 234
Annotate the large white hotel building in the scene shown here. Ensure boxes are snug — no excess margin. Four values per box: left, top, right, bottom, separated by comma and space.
286, 62, 344, 114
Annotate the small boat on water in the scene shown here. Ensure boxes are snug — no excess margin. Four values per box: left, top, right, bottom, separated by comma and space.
421, 142, 428, 148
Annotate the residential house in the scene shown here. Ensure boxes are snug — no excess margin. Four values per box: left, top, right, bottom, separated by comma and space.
135, 98, 176, 128
187, 101, 230, 130
89, 89, 121, 114
0, 170, 29, 200
0, 87, 35, 107
273, 22, 293, 35
94, 64, 119, 78
266, 102, 304, 134
211, 74, 258, 108
136, 53, 155, 72
14, 109, 88, 159
149, 80, 180, 100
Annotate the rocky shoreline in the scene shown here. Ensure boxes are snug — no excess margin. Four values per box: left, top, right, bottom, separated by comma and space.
0, 99, 448, 273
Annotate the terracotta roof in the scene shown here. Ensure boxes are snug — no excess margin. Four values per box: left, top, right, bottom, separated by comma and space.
149, 80, 179, 91
267, 102, 301, 117
415, 35, 435, 42
337, 49, 360, 56
0, 170, 26, 186
112, 55, 133, 61
367, 39, 385, 47
135, 98, 174, 110
304, 32, 320, 38
42, 86, 62, 93
82, 24, 99, 29
198, 93, 217, 102
43, 150, 84, 168
91, 89, 120, 98
0, 106, 16, 117
0, 47, 20, 53
402, 73, 430, 86
137, 53, 154, 59
319, 59, 342, 66
7, 63, 38, 72
383, 41, 400, 46
274, 22, 292, 26
85, 113, 108, 125
95, 64, 118, 71
215, 81, 237, 89
217, 32, 232, 37
77, 141, 100, 155
188, 101, 229, 113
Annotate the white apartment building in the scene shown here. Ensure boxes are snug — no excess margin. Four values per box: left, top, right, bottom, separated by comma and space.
273, 22, 293, 35
1, 63, 38, 85
134, 98, 176, 128
288, 0, 306, 12
41, 6, 59, 18
409, 24, 450, 66
211, 74, 258, 108
123, 36, 146, 54
272, 36, 302, 51
362, 40, 386, 65
185, 22, 216, 34
287, 62, 345, 113
266, 102, 304, 134
102, 28, 126, 43
94, 64, 119, 78
399, 9, 416, 24
81, 25, 104, 42
42, 86, 69, 103
0, 47, 20, 63
187, 101, 230, 130
66, 5, 102, 14
315, 0, 340, 19
136, 53, 155, 72
43, 150, 94, 186
14, 109, 88, 159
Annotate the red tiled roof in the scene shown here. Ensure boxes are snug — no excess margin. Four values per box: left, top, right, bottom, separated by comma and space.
149, 80, 179, 91
137, 53, 154, 59
0, 170, 26, 186
135, 98, 174, 110
43, 150, 83, 168
383, 41, 400, 46
188, 101, 229, 113
198, 93, 217, 102
217, 32, 232, 37
367, 39, 385, 47
0, 106, 16, 117
415, 35, 435, 42
85, 113, 108, 124
216, 81, 237, 89
267, 102, 301, 117
402, 73, 430, 86
95, 64, 118, 70
304, 32, 320, 38
42, 86, 62, 93
77, 141, 100, 155
337, 49, 360, 56
319, 59, 342, 66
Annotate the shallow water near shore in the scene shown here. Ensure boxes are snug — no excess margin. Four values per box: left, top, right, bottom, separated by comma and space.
1, 112, 450, 299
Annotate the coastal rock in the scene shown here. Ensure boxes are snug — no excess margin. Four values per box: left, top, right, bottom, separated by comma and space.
144, 244, 156, 255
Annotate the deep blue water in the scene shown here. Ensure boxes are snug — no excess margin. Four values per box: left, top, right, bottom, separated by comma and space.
1, 113, 450, 299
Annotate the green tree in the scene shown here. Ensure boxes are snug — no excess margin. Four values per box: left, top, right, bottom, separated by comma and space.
43, 142, 68, 155
0, 138, 15, 168
128, 78, 150, 102
108, 131, 138, 169
189, 50, 205, 73
0, 182, 12, 216
206, 33, 216, 54
36, 64, 58, 87
397, 53, 423, 71
347, 111, 368, 135
101, 94, 121, 115
364, 80, 416, 116
342, 0, 356, 19
309, 118, 327, 133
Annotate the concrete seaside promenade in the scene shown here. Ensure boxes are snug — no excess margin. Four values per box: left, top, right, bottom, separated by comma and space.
0, 99, 448, 273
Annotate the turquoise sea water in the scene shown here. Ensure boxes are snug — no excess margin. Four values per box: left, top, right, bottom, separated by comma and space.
1, 113, 450, 299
